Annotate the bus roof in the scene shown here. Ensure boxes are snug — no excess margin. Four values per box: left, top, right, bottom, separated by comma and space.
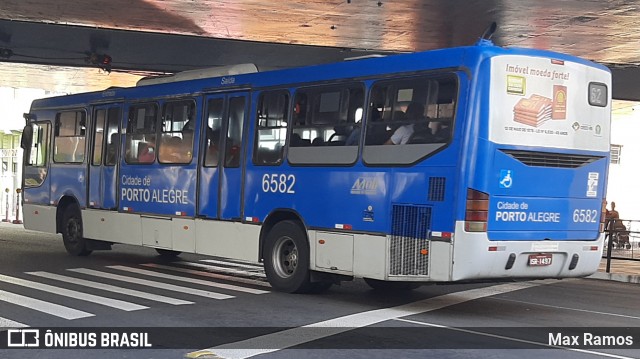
29, 43, 608, 111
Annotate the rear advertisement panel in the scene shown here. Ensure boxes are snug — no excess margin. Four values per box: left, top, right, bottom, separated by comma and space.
489, 55, 611, 152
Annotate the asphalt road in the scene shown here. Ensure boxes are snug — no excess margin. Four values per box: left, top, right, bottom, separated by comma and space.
0, 223, 639, 359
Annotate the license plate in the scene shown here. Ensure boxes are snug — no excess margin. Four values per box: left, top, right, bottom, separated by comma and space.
528, 253, 552, 266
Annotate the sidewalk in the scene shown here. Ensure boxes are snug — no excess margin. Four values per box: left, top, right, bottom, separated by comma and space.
588, 257, 640, 284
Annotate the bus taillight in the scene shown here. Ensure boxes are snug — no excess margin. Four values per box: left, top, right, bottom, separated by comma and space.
465, 189, 489, 232
599, 199, 607, 232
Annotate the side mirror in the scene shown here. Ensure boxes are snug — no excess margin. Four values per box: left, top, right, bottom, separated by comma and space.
20, 124, 33, 161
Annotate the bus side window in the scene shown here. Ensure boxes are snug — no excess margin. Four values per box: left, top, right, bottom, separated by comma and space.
125, 103, 158, 164
158, 100, 195, 164
290, 85, 363, 149
53, 110, 86, 163
254, 90, 288, 165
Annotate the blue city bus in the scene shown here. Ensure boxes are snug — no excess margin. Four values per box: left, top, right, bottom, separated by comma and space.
20, 39, 611, 293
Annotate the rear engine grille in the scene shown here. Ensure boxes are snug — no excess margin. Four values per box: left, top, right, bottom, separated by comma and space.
390, 204, 431, 276
501, 150, 603, 168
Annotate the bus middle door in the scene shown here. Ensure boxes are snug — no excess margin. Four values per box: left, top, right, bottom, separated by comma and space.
88, 104, 121, 209
198, 92, 248, 220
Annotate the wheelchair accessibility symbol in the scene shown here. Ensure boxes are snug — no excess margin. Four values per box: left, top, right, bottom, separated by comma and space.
499, 170, 513, 189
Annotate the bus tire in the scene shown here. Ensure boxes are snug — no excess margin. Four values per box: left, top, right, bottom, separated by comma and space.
155, 249, 181, 258
61, 206, 92, 256
264, 220, 313, 293
364, 278, 421, 291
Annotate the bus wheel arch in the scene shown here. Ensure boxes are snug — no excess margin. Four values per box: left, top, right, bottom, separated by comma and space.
57, 196, 92, 256
259, 210, 309, 260
263, 218, 315, 293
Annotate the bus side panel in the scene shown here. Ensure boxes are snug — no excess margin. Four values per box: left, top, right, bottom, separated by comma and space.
195, 219, 260, 262
118, 166, 197, 217
23, 177, 51, 207
23, 204, 57, 233
245, 166, 390, 234
49, 164, 87, 207
82, 209, 142, 245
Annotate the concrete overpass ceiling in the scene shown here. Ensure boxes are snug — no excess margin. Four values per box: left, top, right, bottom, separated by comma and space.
0, 1, 640, 98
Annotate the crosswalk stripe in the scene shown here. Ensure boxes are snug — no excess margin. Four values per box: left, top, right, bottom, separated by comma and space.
0, 289, 93, 320
0, 274, 147, 312
27, 272, 194, 306
199, 259, 264, 270
0, 316, 28, 328
108, 265, 268, 294
176, 261, 267, 278
142, 263, 271, 289
67, 268, 234, 300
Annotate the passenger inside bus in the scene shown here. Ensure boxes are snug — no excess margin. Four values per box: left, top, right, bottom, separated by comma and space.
386, 102, 424, 145
350, 108, 379, 145
204, 127, 220, 166
105, 133, 119, 165
430, 120, 451, 142
138, 142, 155, 163
159, 136, 189, 163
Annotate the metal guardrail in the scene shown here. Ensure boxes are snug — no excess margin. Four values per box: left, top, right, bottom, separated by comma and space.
603, 218, 640, 273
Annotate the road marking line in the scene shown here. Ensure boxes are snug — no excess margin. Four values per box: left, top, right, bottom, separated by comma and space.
186, 281, 542, 359
176, 261, 267, 278
199, 259, 264, 270
0, 289, 93, 320
395, 318, 635, 359
27, 271, 193, 305
142, 263, 270, 288
108, 266, 268, 295
136, 266, 269, 294
67, 268, 234, 300
495, 297, 640, 320
0, 316, 28, 328
0, 274, 146, 311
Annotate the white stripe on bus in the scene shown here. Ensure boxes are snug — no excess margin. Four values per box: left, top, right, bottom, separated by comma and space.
0, 274, 147, 312
0, 289, 93, 320
176, 261, 267, 278
27, 271, 194, 305
67, 268, 234, 300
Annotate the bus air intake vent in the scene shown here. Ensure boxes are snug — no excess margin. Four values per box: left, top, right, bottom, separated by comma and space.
428, 177, 446, 201
390, 204, 431, 276
500, 150, 603, 168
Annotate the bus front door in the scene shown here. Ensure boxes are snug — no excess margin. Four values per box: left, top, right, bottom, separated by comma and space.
88, 104, 121, 210
198, 92, 248, 220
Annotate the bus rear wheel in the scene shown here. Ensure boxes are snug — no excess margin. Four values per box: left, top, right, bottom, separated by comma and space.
364, 278, 421, 291
264, 220, 315, 293
61, 206, 92, 256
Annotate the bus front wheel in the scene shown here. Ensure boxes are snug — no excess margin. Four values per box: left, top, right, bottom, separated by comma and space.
264, 220, 314, 293
61, 206, 92, 256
